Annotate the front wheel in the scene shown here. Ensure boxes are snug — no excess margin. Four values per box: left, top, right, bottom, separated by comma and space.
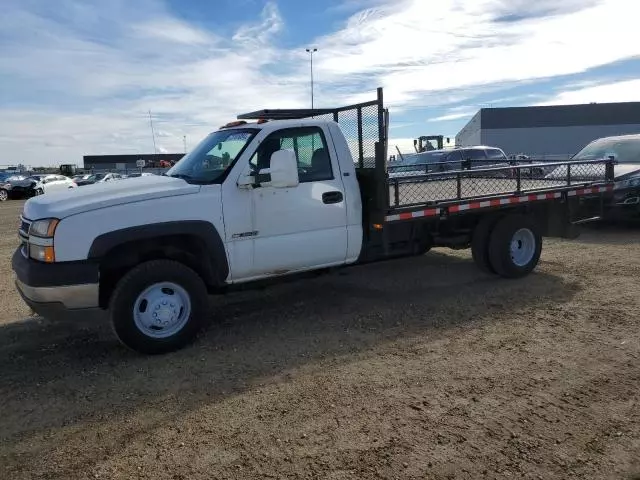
488, 215, 542, 278
0, 189, 8, 202
109, 260, 209, 354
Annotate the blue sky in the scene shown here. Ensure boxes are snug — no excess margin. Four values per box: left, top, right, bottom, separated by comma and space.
1, 0, 639, 165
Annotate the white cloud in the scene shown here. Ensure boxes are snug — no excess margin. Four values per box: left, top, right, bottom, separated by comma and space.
535, 79, 640, 106
427, 112, 475, 122
232, 2, 283, 46
0, 0, 639, 165
134, 18, 215, 45
313, 0, 639, 107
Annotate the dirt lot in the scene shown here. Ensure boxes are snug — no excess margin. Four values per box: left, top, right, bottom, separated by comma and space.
0, 199, 638, 480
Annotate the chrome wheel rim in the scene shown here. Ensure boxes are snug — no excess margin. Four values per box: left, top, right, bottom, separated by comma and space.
133, 282, 191, 338
510, 228, 536, 267
0, 190, 7, 201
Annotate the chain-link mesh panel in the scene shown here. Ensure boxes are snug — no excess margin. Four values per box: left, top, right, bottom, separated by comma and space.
388, 160, 611, 207
333, 104, 380, 168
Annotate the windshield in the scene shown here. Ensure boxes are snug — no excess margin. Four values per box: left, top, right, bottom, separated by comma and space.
167, 128, 257, 183
574, 137, 640, 163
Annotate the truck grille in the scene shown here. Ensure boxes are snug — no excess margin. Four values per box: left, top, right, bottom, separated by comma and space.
19, 216, 31, 257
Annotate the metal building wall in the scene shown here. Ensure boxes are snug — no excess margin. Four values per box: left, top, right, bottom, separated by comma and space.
455, 111, 482, 147
481, 124, 640, 157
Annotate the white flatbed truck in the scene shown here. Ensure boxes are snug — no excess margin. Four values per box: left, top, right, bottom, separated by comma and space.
13, 88, 616, 353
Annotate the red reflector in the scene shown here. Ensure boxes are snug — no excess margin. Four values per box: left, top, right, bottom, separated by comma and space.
220, 120, 247, 129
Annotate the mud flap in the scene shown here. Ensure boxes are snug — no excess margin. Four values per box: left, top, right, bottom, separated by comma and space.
542, 195, 603, 239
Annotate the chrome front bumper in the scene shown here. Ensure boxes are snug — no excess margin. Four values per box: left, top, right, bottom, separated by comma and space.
15, 279, 99, 309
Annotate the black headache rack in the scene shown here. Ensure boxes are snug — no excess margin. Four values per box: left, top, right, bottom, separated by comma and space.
238, 87, 390, 224
387, 158, 617, 217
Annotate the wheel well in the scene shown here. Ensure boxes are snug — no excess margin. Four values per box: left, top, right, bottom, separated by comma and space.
97, 235, 216, 308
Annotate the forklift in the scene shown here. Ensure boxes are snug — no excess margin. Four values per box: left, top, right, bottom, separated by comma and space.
413, 135, 450, 153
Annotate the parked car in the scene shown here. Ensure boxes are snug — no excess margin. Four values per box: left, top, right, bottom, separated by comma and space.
388, 146, 510, 180
0, 175, 41, 201
0, 174, 75, 201
39, 174, 77, 193
75, 173, 123, 186
544, 134, 640, 220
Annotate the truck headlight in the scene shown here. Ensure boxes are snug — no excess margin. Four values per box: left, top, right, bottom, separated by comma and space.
29, 218, 59, 238
28, 218, 59, 263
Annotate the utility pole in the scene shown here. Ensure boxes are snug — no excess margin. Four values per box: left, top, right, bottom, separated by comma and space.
305, 48, 317, 110
148, 110, 157, 154
183, 135, 187, 153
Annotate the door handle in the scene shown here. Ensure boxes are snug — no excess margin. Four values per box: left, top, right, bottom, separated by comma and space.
322, 191, 343, 204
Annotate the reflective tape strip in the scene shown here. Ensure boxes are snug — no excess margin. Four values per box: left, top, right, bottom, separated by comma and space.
448, 185, 611, 214
385, 208, 440, 222
386, 185, 613, 222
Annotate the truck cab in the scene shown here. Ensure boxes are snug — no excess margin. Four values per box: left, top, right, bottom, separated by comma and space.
13, 118, 365, 353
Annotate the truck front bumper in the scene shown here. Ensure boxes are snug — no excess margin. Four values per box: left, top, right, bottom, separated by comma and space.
12, 248, 102, 320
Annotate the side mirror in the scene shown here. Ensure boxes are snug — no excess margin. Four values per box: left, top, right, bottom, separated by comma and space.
262, 150, 299, 188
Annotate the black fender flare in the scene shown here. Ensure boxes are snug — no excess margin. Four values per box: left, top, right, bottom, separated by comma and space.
88, 221, 229, 286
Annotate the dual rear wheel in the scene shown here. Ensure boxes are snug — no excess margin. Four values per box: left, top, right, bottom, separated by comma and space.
471, 214, 542, 278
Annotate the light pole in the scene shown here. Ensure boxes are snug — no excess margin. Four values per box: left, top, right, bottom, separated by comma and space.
305, 48, 317, 110
148, 110, 157, 154
183, 135, 187, 153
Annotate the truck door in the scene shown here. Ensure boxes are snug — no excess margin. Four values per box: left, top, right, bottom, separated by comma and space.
249, 126, 349, 277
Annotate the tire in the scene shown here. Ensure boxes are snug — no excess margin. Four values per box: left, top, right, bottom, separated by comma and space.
471, 215, 502, 274
0, 189, 8, 202
488, 215, 542, 278
109, 259, 209, 354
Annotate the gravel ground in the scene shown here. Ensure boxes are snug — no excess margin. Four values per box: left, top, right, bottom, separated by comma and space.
0, 199, 638, 480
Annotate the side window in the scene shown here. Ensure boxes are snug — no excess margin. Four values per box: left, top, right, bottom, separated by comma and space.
461, 149, 487, 160
445, 150, 463, 162
250, 127, 333, 183
485, 148, 507, 160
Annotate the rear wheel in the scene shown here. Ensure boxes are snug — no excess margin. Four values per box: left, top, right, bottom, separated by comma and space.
109, 260, 209, 354
471, 215, 502, 274
488, 215, 542, 278
0, 189, 8, 202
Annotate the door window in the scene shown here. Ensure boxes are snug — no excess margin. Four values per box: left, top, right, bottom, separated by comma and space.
485, 148, 507, 160
460, 149, 487, 160
250, 127, 333, 182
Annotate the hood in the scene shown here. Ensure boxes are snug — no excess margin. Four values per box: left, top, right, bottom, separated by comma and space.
614, 163, 640, 180
23, 175, 200, 220
545, 162, 640, 180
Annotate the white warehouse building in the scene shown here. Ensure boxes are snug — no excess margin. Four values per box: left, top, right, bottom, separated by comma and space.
456, 102, 640, 159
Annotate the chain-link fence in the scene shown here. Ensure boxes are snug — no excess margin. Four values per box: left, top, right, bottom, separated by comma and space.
388, 159, 615, 208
